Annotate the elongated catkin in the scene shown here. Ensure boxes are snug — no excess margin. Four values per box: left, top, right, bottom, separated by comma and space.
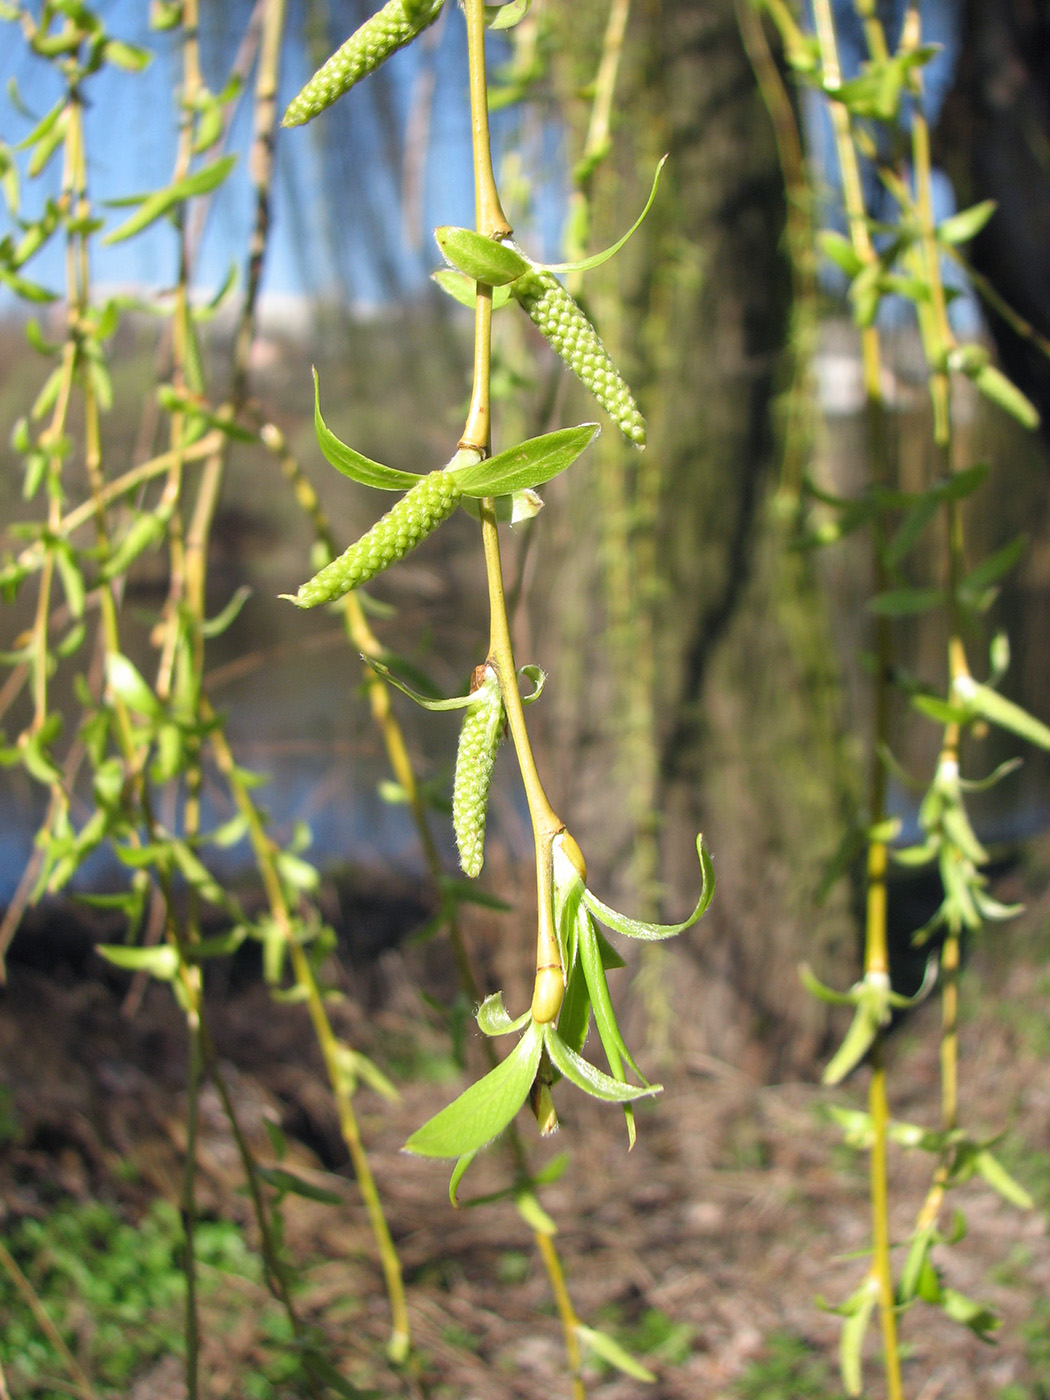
283, 0, 444, 128
452, 667, 503, 877
511, 268, 646, 446
289, 470, 461, 608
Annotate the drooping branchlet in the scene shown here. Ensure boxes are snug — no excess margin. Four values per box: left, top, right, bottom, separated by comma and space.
282, 0, 444, 128
289, 469, 461, 608
452, 665, 504, 878
510, 267, 646, 446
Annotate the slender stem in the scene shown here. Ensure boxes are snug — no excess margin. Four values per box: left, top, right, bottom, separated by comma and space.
812, 0, 882, 403
535, 1232, 585, 1400
465, 0, 510, 240
181, 1006, 203, 1400
565, 0, 629, 273
203, 707, 410, 1362
460, 6, 587, 1388
480, 506, 564, 998
462, 0, 564, 992
813, 8, 902, 1395
738, 0, 819, 500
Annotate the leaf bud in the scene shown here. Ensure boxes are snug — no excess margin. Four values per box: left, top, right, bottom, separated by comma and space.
530, 964, 565, 1025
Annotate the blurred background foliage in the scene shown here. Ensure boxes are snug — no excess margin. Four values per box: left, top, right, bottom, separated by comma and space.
1, 0, 1048, 1070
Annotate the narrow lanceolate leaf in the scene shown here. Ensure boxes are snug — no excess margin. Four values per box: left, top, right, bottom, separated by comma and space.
575, 1325, 656, 1384
282, 0, 444, 127
103, 155, 236, 244
510, 269, 647, 445
404, 1021, 543, 1158
840, 1276, 879, 1398
952, 675, 1050, 750
453, 668, 504, 877
582, 834, 714, 940
313, 368, 426, 489
543, 1025, 661, 1104
451, 423, 600, 496
285, 469, 461, 607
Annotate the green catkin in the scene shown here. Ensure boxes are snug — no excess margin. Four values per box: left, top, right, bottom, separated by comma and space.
282, 0, 444, 128
453, 668, 504, 878
510, 268, 646, 446
290, 470, 461, 608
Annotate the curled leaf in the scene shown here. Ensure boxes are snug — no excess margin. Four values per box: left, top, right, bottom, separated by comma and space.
582, 833, 714, 940
540, 156, 668, 275
543, 1024, 660, 1104
475, 990, 531, 1037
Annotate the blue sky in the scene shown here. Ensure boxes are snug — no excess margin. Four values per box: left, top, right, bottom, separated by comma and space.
0, 2, 566, 314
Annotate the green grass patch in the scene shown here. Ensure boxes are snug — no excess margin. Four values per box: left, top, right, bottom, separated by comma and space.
735, 1330, 848, 1399
0, 1197, 308, 1398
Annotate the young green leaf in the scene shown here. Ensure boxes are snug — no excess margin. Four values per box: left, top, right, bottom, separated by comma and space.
514, 1188, 557, 1235
97, 943, 180, 981
448, 1152, 478, 1206
970, 362, 1040, 431
952, 675, 1050, 750
868, 586, 945, 616
839, 1275, 879, 1398
579, 908, 646, 1083
940, 1288, 1000, 1340
313, 368, 429, 489
575, 1324, 657, 1384
365, 657, 477, 710
404, 1021, 543, 1157
460, 488, 543, 527
936, 199, 997, 246
451, 423, 600, 496
582, 833, 714, 940
555, 958, 592, 1060
576, 907, 646, 1147
819, 229, 865, 278
821, 999, 883, 1086
431, 268, 513, 311
104, 155, 237, 244
542, 1025, 660, 1104
485, 0, 531, 30
540, 156, 667, 275
958, 534, 1026, 605
255, 1165, 345, 1206
106, 652, 163, 719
